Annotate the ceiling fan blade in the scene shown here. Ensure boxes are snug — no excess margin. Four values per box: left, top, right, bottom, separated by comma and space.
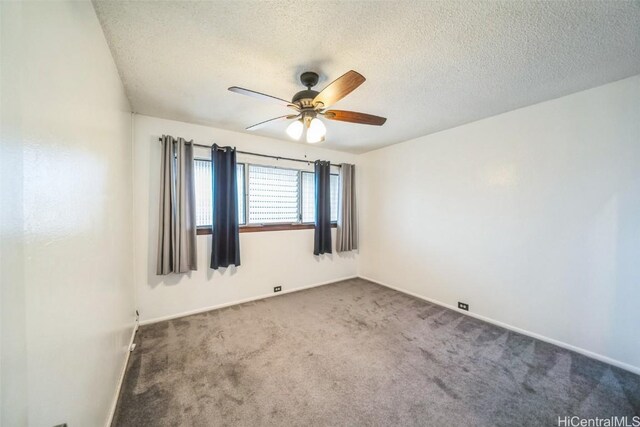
246, 114, 299, 131
323, 110, 387, 126
312, 70, 365, 108
229, 86, 299, 110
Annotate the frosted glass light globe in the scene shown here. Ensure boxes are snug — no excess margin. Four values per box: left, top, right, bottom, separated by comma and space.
306, 118, 326, 143
286, 120, 303, 140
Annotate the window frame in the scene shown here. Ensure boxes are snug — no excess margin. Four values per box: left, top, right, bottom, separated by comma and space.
194, 158, 339, 234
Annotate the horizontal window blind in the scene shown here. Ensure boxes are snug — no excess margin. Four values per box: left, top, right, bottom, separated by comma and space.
247, 165, 299, 224
194, 160, 212, 227
193, 160, 244, 226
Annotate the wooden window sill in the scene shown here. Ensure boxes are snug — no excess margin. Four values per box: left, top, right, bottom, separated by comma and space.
197, 223, 337, 235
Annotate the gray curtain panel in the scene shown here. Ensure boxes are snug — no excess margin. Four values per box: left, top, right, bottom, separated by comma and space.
336, 163, 358, 252
157, 135, 198, 274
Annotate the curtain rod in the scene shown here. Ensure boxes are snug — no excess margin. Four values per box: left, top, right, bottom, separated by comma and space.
158, 138, 342, 167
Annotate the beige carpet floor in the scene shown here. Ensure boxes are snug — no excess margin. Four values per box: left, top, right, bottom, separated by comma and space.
112, 278, 639, 426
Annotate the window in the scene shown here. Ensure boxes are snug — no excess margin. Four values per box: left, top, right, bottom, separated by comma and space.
194, 160, 245, 227
194, 160, 339, 229
247, 165, 299, 224
330, 174, 339, 222
301, 172, 339, 223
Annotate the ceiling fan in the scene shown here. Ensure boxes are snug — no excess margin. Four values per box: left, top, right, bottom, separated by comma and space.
228, 70, 387, 143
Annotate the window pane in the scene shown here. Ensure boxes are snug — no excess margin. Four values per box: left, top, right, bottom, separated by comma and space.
248, 165, 299, 224
194, 160, 245, 226
194, 160, 212, 227
301, 172, 314, 223
330, 174, 339, 222
237, 164, 245, 224
301, 172, 339, 223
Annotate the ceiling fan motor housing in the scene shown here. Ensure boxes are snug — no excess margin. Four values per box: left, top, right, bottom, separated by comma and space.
292, 89, 319, 106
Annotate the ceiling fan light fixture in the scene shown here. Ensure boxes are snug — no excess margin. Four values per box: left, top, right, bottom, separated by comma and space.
229, 70, 386, 142
306, 118, 326, 144
286, 119, 304, 140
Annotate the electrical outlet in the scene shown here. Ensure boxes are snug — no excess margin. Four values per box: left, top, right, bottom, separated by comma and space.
458, 302, 469, 311
274, 286, 282, 293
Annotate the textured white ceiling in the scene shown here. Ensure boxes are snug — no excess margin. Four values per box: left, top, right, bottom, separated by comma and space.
94, 1, 640, 153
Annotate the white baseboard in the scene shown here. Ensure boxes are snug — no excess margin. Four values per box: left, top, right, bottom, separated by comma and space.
105, 320, 138, 427
360, 275, 640, 376
139, 275, 358, 326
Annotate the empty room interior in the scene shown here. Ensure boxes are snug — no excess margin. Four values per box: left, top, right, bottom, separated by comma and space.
2, 1, 640, 426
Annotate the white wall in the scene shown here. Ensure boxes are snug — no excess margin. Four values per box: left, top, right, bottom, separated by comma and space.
0, 1, 135, 426
359, 75, 640, 372
0, 3, 28, 424
133, 115, 358, 323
